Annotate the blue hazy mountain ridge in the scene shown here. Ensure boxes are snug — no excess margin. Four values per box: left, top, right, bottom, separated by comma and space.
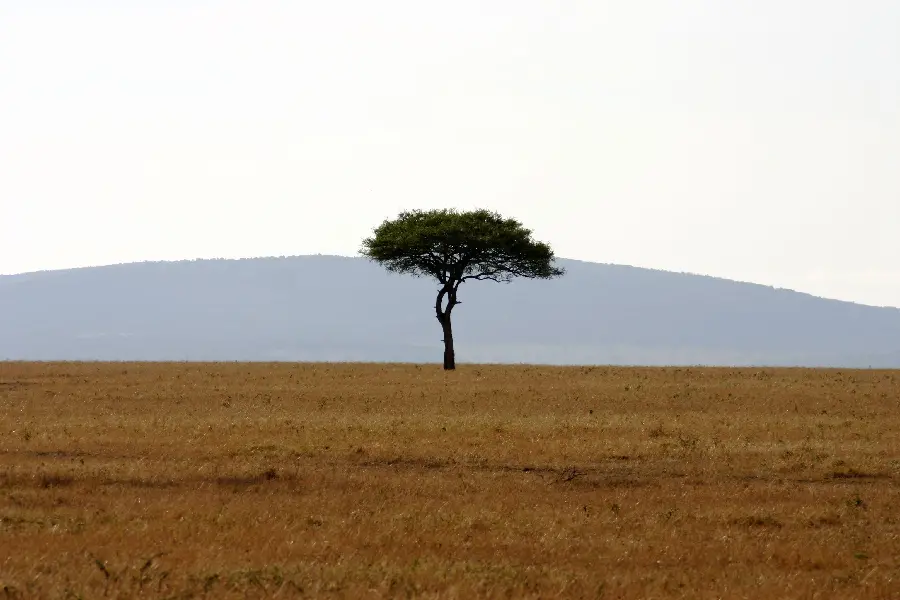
1, 255, 899, 367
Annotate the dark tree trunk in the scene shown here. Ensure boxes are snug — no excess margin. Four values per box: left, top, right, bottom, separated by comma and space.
439, 313, 455, 370
435, 284, 458, 370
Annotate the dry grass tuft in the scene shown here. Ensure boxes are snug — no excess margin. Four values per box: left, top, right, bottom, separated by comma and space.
1, 362, 899, 598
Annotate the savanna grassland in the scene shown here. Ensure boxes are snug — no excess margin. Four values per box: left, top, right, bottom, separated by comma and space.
0, 362, 899, 599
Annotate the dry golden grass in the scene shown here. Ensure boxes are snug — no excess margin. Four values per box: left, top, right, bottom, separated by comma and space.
1, 362, 899, 599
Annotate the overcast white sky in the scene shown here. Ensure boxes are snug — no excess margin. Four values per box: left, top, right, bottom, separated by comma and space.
2, 1, 899, 306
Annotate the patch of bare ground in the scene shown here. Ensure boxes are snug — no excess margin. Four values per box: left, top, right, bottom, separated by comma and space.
0, 362, 899, 598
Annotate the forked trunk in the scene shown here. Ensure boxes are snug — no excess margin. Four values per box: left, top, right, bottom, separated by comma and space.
439, 313, 456, 370
436, 284, 459, 371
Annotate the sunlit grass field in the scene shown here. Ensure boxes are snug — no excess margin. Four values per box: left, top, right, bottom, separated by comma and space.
1, 362, 898, 598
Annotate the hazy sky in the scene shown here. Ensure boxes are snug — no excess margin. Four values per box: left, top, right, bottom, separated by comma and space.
2, 1, 899, 306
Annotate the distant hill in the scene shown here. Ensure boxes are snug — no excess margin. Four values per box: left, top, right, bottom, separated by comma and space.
2, 255, 899, 367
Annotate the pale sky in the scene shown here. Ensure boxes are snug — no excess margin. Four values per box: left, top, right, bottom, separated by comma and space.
2, 1, 899, 306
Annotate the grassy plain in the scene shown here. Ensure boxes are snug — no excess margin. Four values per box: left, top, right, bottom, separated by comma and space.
0, 362, 898, 598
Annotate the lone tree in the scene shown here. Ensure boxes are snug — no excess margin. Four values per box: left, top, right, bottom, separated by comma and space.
361, 208, 565, 370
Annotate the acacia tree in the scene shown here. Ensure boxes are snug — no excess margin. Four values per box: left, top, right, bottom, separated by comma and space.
361, 209, 565, 370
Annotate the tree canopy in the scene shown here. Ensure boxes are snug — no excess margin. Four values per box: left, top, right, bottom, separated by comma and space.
360, 208, 564, 284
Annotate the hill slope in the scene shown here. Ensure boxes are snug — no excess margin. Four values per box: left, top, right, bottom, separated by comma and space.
1, 255, 898, 366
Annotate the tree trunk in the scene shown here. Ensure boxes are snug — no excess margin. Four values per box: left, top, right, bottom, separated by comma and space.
439, 313, 455, 370
435, 284, 459, 371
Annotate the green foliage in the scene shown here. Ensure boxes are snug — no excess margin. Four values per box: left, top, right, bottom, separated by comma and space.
360, 209, 564, 285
